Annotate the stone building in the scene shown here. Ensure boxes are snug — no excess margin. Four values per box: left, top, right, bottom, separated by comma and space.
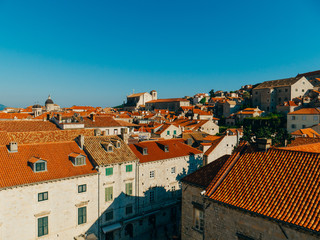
252, 76, 312, 112
181, 142, 320, 240
145, 98, 190, 112
287, 108, 320, 133
125, 90, 157, 111
82, 135, 139, 240
0, 140, 99, 240
129, 139, 203, 239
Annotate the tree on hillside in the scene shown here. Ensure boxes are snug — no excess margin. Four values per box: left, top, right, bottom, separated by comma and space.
199, 97, 206, 104
209, 89, 215, 98
242, 113, 292, 147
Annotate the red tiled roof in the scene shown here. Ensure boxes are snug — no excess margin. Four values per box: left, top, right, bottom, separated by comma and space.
288, 108, 320, 115
129, 139, 202, 163
0, 121, 60, 132
291, 128, 320, 138
84, 116, 136, 128
0, 141, 97, 189
146, 98, 189, 103
206, 145, 320, 232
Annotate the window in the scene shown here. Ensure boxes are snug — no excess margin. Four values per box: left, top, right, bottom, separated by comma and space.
173, 130, 177, 135
108, 145, 113, 152
291, 124, 296, 129
150, 170, 155, 179
78, 207, 87, 225
125, 182, 133, 196
171, 186, 176, 198
171, 167, 176, 174
167, 130, 170, 135
106, 167, 113, 176
285, 89, 288, 92
126, 164, 132, 172
35, 162, 46, 172
164, 145, 169, 152
38, 192, 48, 202
279, 89, 282, 93
291, 116, 296, 120
116, 141, 121, 148
78, 184, 87, 193
38, 216, 48, 237
302, 125, 306, 128
302, 116, 307, 121
150, 189, 155, 203
314, 116, 319, 121
278, 97, 281, 102
105, 210, 113, 221
296, 89, 298, 92
114, 129, 118, 135
255, 91, 258, 95
193, 208, 204, 232
105, 187, 113, 202
143, 148, 148, 155
126, 204, 133, 215
302, 89, 305, 92
75, 156, 86, 166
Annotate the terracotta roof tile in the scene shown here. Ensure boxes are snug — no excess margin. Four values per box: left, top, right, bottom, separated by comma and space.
288, 108, 320, 115
0, 120, 60, 132
206, 145, 320, 232
0, 141, 96, 189
84, 136, 138, 165
129, 139, 202, 163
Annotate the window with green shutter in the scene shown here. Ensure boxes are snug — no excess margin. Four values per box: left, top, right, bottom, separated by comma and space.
78, 207, 87, 225
126, 164, 132, 172
167, 130, 170, 135
173, 130, 177, 135
105, 187, 113, 202
38, 216, 48, 237
106, 167, 113, 176
125, 182, 133, 196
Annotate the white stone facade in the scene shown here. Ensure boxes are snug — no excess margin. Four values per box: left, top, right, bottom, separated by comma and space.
0, 174, 98, 240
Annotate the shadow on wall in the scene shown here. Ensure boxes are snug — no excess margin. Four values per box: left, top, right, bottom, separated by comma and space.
86, 153, 202, 240
176, 153, 203, 183
86, 187, 181, 240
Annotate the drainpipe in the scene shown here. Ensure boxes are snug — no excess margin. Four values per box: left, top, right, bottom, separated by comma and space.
96, 166, 101, 240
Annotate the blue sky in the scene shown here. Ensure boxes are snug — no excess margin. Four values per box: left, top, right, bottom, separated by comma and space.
0, 0, 320, 107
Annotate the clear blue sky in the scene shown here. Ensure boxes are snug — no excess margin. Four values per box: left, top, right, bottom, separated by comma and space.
0, 0, 320, 107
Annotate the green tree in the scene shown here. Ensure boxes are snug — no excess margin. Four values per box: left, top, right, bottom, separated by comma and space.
199, 97, 206, 104
209, 89, 215, 98
242, 114, 291, 146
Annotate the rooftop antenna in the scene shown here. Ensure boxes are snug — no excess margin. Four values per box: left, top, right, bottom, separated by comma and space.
133, 89, 135, 94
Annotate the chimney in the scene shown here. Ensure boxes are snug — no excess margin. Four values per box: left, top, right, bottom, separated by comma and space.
58, 114, 62, 123
121, 128, 129, 144
256, 138, 271, 151
9, 142, 18, 152
91, 113, 96, 122
94, 129, 101, 136
79, 135, 85, 150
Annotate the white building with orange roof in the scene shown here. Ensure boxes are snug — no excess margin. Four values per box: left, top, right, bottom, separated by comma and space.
235, 107, 264, 122
287, 108, 320, 133
125, 90, 157, 111
129, 139, 203, 239
0, 140, 99, 240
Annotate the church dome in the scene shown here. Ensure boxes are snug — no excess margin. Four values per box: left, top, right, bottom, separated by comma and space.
45, 95, 54, 105
32, 104, 42, 109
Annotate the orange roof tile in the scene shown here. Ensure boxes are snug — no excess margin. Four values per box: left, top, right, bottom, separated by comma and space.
0, 141, 97, 189
0, 121, 60, 132
206, 144, 320, 232
288, 108, 320, 115
129, 139, 202, 163
291, 128, 320, 138
146, 98, 189, 103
